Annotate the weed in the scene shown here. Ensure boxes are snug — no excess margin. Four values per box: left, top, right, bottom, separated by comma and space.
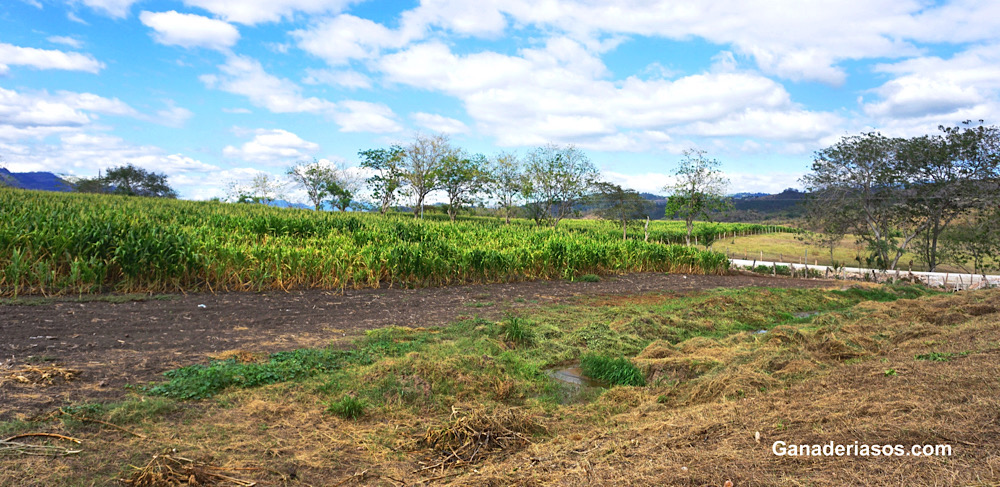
915, 351, 969, 362
576, 274, 601, 283
146, 348, 355, 399
579, 354, 645, 386
503, 316, 535, 346
884, 368, 898, 376
328, 395, 366, 419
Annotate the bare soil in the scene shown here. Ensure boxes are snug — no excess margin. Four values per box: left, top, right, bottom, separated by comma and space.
0, 273, 831, 420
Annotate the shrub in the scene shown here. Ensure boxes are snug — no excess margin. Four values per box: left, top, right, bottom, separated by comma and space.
579, 353, 645, 386
328, 395, 366, 419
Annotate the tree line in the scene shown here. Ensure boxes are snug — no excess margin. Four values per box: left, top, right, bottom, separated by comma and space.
802, 121, 1000, 273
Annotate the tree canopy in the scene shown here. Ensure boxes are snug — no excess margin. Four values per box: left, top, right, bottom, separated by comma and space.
663, 149, 730, 246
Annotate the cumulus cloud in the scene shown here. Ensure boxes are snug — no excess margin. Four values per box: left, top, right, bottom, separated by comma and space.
201, 55, 336, 114
139, 11, 240, 51
412, 112, 469, 134
181, 0, 355, 25
302, 68, 372, 89
862, 44, 1000, 136
2, 132, 218, 198
378, 39, 839, 149
202, 55, 403, 133
77, 0, 139, 18
47, 36, 83, 49
333, 101, 403, 133
0, 88, 137, 133
0, 43, 103, 73
222, 128, 320, 164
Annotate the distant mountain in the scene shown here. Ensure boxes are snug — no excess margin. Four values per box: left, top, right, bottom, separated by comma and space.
268, 199, 311, 210
0, 168, 73, 192
721, 188, 806, 222
729, 191, 770, 199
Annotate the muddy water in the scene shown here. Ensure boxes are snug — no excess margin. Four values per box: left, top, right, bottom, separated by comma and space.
546, 364, 608, 388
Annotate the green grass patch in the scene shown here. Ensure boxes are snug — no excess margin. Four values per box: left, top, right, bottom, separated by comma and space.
328, 395, 367, 419
579, 354, 645, 386
915, 351, 969, 362
502, 316, 535, 346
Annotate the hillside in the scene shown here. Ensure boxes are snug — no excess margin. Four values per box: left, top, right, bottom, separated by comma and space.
0, 168, 72, 192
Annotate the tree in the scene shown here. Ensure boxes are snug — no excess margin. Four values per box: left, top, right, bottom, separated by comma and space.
522, 144, 598, 228
439, 151, 488, 221
912, 122, 1000, 270
486, 151, 523, 224
226, 173, 286, 205
326, 179, 353, 211
403, 134, 454, 219
803, 124, 1000, 271
89, 164, 177, 198
287, 159, 336, 210
663, 149, 730, 246
287, 158, 358, 211
802, 133, 918, 270
359, 145, 405, 214
592, 182, 653, 240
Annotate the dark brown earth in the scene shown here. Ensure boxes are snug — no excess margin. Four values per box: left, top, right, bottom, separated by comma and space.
1, 272, 833, 420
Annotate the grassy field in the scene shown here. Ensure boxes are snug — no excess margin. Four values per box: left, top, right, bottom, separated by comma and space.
716, 232, 997, 273
0, 188, 796, 297
5, 283, 998, 485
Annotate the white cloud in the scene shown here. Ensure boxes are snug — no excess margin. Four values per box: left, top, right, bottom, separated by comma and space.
182, 0, 355, 25
862, 44, 1000, 136
412, 112, 469, 134
153, 101, 194, 128
202, 56, 403, 134
201, 55, 336, 113
0, 88, 137, 132
293, 14, 405, 66
139, 11, 240, 51
0, 43, 103, 73
2, 132, 218, 198
333, 101, 403, 133
342, 0, 1000, 85
222, 107, 252, 114
379, 40, 839, 149
302, 68, 372, 89
47, 36, 83, 49
77, 0, 138, 18
222, 128, 320, 164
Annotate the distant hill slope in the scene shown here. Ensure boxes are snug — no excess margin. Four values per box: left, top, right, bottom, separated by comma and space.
0, 168, 73, 192
641, 189, 806, 222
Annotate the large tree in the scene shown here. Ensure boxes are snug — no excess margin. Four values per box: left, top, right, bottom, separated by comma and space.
485, 151, 523, 224
403, 134, 453, 219
439, 151, 488, 221
592, 182, 654, 240
522, 144, 598, 228
803, 124, 1000, 271
359, 145, 405, 215
802, 133, 915, 270
663, 149, 730, 246
73, 164, 177, 198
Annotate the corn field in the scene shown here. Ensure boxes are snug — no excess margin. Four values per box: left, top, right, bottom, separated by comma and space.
0, 189, 788, 296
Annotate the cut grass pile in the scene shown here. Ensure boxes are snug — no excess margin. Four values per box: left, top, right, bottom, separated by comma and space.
8, 282, 1000, 486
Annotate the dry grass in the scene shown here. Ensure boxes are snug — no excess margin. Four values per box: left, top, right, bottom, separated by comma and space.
1, 365, 79, 386
3, 288, 999, 486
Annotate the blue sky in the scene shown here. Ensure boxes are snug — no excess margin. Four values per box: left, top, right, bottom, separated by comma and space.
2, 0, 999, 201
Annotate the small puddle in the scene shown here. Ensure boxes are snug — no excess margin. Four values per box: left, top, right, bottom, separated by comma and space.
793, 311, 820, 319
546, 364, 608, 388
